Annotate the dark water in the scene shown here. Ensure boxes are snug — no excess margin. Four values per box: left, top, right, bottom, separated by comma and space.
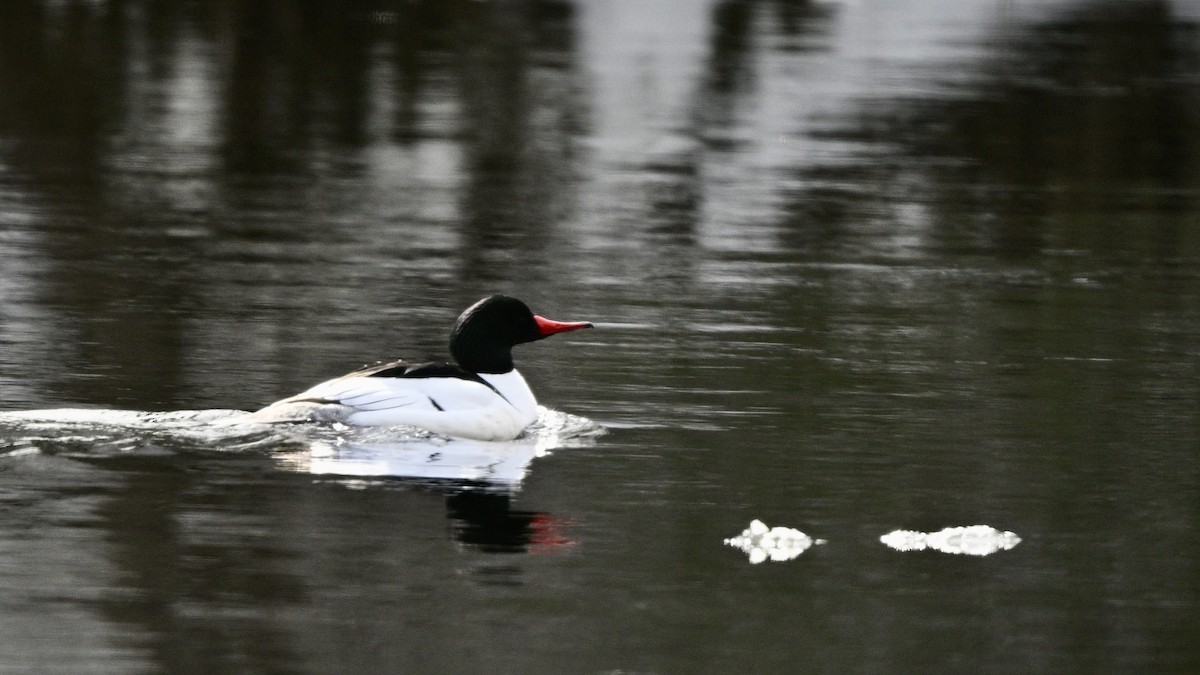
2, 0, 1199, 672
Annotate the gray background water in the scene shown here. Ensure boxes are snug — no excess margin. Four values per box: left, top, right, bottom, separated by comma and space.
2, 0, 1199, 672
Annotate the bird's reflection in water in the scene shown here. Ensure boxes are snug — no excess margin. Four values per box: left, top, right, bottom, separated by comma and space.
297, 436, 547, 486
447, 490, 575, 554
278, 435, 578, 554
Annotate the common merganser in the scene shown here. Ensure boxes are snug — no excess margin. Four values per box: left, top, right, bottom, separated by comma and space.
245, 295, 592, 441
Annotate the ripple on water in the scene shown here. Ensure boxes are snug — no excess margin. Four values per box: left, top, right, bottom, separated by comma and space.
0, 406, 605, 489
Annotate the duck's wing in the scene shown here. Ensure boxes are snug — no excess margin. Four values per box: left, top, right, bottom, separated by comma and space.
355, 360, 485, 383
269, 360, 498, 410
246, 358, 514, 428
280, 373, 432, 412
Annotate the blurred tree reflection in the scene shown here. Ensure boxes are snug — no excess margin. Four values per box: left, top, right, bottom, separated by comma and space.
789, 0, 1200, 261
0, 0, 587, 407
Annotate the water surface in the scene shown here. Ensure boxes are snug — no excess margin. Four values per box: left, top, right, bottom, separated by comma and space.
1, 1, 1199, 672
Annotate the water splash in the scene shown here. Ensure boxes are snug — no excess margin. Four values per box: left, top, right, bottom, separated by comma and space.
0, 406, 604, 488
724, 519, 826, 564
880, 525, 1022, 556
274, 407, 602, 487
0, 408, 279, 455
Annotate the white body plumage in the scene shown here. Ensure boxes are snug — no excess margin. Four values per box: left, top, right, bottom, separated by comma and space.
247, 370, 539, 442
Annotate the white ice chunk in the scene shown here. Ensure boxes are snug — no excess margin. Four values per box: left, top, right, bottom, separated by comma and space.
880, 525, 1021, 556
724, 519, 825, 564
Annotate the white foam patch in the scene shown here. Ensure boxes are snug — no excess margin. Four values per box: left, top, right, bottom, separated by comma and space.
880, 525, 1021, 556
724, 519, 826, 564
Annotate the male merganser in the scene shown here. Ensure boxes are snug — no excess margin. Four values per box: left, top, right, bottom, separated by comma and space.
245, 295, 592, 441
